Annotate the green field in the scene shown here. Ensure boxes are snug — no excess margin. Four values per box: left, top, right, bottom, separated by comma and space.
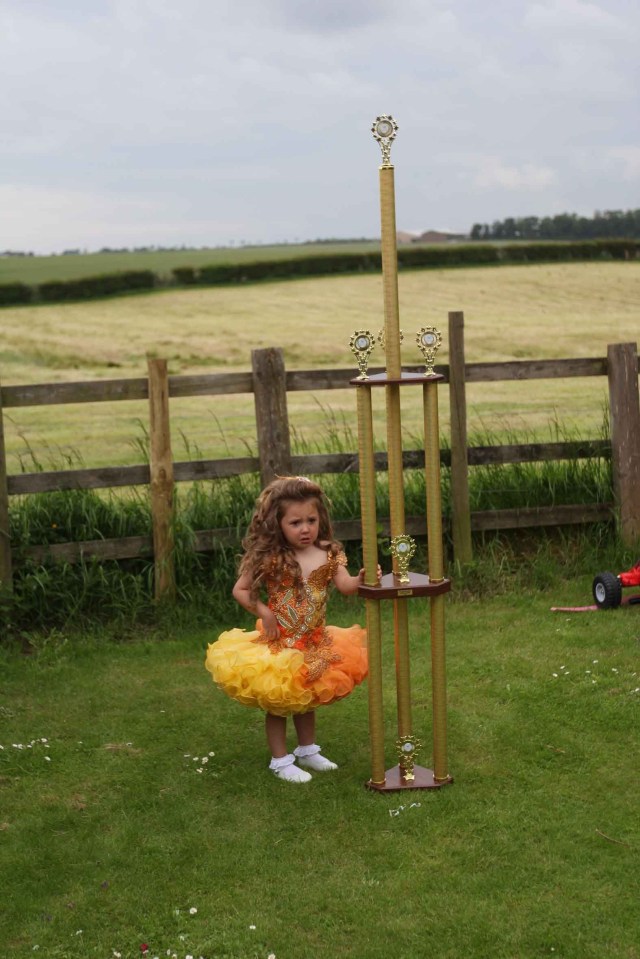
0, 241, 381, 285
0, 262, 638, 472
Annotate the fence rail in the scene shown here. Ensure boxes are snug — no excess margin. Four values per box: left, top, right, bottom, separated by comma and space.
1, 313, 639, 596
4, 439, 612, 497
16, 503, 615, 569
0, 357, 611, 410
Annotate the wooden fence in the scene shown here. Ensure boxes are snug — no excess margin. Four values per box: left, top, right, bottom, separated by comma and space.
1, 312, 639, 598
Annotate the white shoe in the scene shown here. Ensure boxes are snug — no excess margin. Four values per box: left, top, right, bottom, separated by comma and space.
294, 744, 338, 772
269, 754, 312, 783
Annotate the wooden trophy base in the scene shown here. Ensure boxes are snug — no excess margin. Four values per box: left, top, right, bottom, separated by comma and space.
359, 571, 451, 601
366, 764, 453, 792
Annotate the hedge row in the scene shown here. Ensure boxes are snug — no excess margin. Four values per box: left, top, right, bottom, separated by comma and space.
39, 270, 156, 303
0, 282, 33, 305
1, 240, 638, 307
172, 239, 639, 287
0, 270, 156, 306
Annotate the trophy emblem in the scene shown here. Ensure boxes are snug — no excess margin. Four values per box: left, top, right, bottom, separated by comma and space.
350, 330, 376, 379
390, 534, 417, 584
416, 326, 442, 376
396, 735, 422, 781
371, 115, 398, 167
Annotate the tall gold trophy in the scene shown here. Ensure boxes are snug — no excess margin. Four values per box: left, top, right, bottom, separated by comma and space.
352, 116, 453, 791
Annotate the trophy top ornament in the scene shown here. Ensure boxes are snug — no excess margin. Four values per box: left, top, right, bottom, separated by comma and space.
390, 533, 416, 557
390, 534, 417, 584
349, 329, 376, 380
371, 114, 398, 167
416, 326, 443, 376
395, 734, 422, 781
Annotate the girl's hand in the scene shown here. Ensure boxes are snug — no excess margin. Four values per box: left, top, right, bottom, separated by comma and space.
334, 563, 382, 596
260, 608, 280, 640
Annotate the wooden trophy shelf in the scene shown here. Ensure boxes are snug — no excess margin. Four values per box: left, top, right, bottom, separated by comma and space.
350, 371, 445, 387
367, 765, 454, 792
359, 572, 451, 601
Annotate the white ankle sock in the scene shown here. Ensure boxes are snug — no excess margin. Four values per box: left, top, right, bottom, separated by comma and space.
269, 753, 312, 783
294, 744, 338, 772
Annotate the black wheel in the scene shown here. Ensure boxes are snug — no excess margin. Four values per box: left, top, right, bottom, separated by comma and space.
592, 572, 622, 609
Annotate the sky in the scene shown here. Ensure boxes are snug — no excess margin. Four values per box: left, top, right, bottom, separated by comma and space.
2, 0, 639, 254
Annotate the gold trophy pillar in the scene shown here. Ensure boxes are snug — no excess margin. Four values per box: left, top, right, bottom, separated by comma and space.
424, 376, 449, 783
356, 380, 385, 784
352, 116, 453, 792
376, 117, 412, 741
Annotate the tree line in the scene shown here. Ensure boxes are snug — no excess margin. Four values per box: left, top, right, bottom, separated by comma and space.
470, 209, 640, 241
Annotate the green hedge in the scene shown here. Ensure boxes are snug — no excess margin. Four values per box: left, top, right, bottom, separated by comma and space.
493, 239, 638, 263
398, 244, 500, 268
172, 266, 197, 285
190, 252, 383, 286
177, 240, 638, 289
0, 282, 34, 306
38, 270, 156, 303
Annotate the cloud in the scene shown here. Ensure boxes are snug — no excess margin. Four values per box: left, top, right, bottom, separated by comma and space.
269, 0, 395, 34
0, 0, 638, 251
474, 160, 559, 191
606, 147, 640, 182
0, 184, 188, 252
525, 0, 627, 36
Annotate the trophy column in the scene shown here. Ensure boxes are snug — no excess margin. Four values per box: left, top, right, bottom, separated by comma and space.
421, 333, 449, 784
352, 330, 386, 785
351, 116, 453, 791
377, 119, 412, 742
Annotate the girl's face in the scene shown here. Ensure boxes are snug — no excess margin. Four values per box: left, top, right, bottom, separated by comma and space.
279, 499, 319, 550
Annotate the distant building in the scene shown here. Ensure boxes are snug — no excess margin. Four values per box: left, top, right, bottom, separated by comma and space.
396, 231, 419, 244
412, 230, 468, 244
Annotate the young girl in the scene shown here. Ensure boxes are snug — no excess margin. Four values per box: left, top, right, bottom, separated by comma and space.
205, 476, 373, 783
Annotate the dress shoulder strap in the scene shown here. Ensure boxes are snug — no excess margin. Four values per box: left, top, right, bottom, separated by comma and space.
326, 548, 347, 574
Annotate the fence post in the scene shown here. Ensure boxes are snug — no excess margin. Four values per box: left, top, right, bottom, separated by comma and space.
148, 357, 176, 601
252, 348, 292, 487
448, 311, 473, 565
607, 342, 640, 547
0, 378, 13, 591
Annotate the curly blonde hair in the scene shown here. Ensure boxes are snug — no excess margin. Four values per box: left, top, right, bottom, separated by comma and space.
239, 476, 341, 600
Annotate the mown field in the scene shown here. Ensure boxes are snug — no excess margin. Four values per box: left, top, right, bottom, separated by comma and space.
1, 261, 638, 473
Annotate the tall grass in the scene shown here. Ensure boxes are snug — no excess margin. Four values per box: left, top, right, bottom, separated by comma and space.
2, 416, 621, 640
465, 417, 613, 511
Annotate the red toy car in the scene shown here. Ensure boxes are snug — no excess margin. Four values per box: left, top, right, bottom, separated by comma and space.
592, 560, 640, 608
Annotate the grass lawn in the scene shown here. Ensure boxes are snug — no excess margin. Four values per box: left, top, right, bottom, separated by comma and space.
1, 578, 638, 959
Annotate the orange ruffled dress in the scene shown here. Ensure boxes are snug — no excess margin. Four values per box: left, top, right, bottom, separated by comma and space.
205, 551, 368, 717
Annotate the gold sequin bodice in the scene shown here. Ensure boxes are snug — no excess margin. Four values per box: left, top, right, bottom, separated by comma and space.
266, 551, 346, 650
